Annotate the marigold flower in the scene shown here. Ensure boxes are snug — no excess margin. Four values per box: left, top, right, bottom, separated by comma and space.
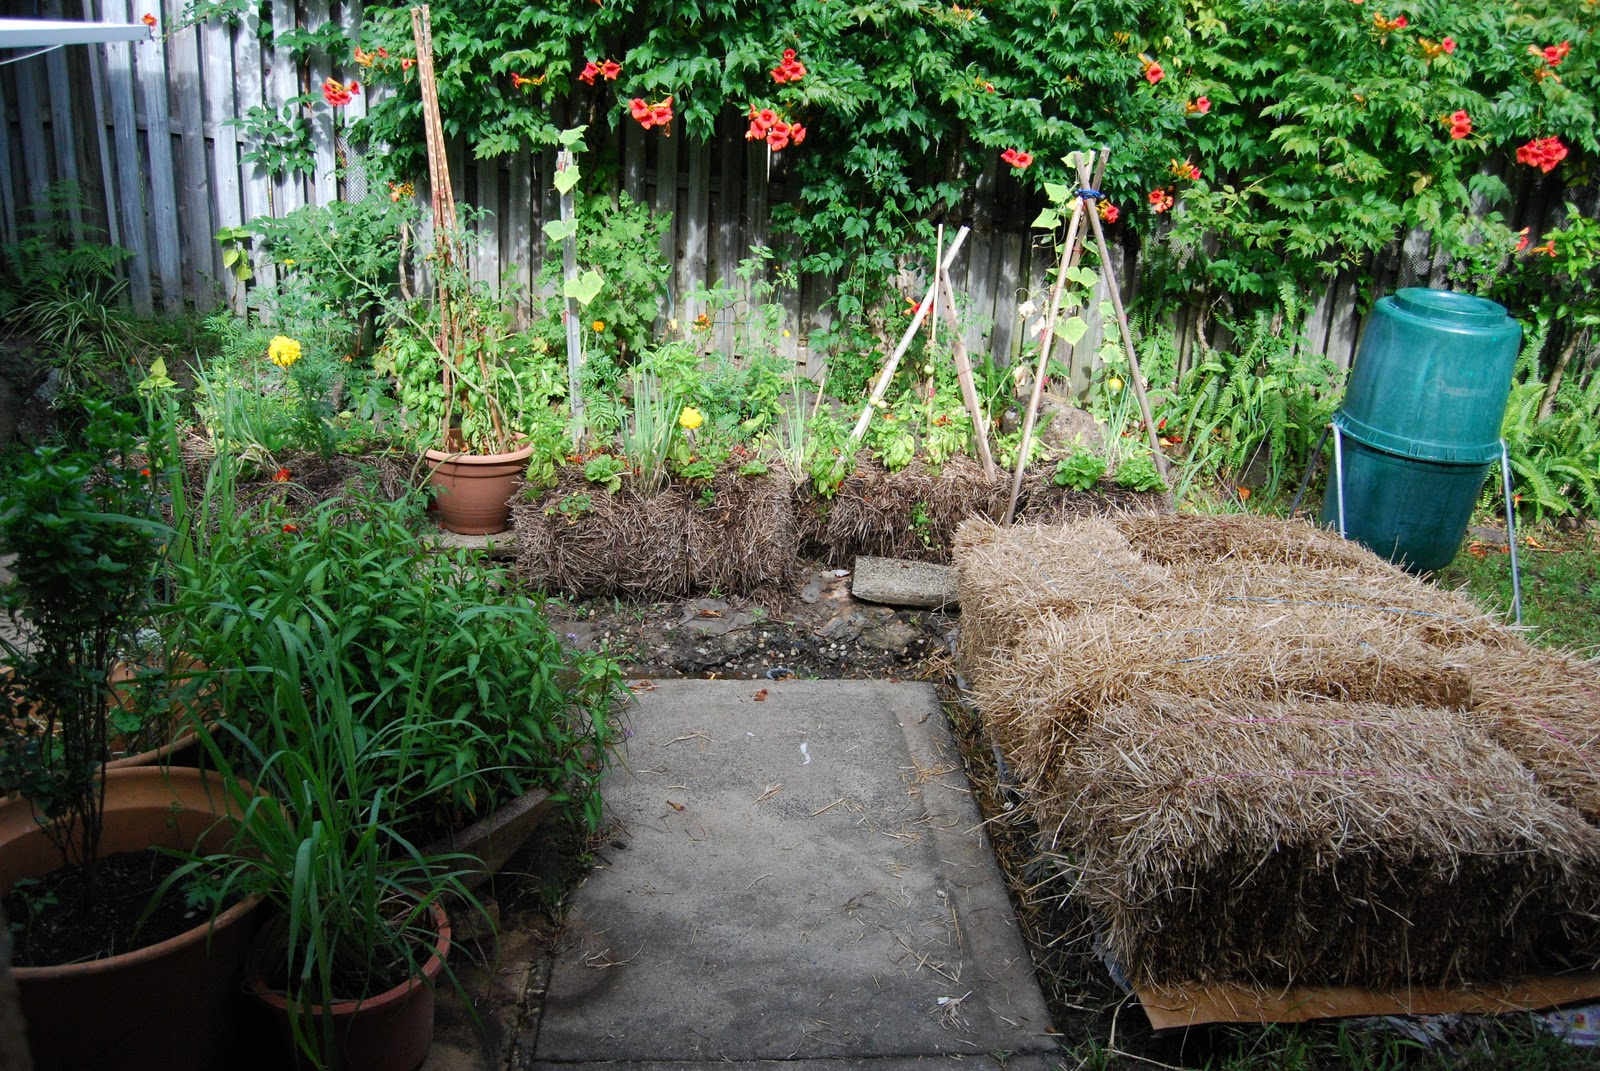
268, 335, 302, 368
272, 467, 292, 483
679, 407, 704, 430
282, 524, 299, 533
592, 320, 606, 332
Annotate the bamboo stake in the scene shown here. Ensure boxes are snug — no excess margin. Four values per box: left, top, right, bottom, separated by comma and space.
849, 225, 970, 444
1001, 151, 1099, 525
936, 262, 997, 480
1074, 151, 1168, 482
558, 147, 585, 445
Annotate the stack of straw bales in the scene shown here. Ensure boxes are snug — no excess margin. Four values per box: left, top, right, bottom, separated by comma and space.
955, 513, 1600, 988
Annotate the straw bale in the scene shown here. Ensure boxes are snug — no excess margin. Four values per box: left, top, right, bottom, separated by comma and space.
513, 468, 796, 599
952, 518, 1171, 676
1112, 512, 1389, 571
796, 457, 1169, 566
1448, 643, 1600, 824
1035, 695, 1600, 987
969, 603, 1474, 772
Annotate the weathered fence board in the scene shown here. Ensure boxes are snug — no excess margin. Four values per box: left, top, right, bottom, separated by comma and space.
0, 72, 15, 246
132, 3, 183, 311
104, 15, 154, 313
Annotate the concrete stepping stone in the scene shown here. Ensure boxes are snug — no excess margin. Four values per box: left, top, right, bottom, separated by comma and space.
850, 557, 959, 610
523, 679, 1055, 1071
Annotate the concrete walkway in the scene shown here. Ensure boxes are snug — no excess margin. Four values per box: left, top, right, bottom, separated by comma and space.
520, 678, 1058, 1071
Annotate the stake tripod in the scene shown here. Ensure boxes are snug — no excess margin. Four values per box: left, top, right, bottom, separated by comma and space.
1002, 149, 1168, 525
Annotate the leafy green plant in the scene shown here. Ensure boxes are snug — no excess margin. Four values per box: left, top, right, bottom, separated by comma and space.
1497, 313, 1600, 521
379, 244, 565, 454
538, 189, 668, 366
0, 403, 164, 906
583, 454, 628, 493
167, 482, 624, 837
0, 184, 136, 409
248, 195, 411, 330
1053, 450, 1108, 490
1158, 297, 1341, 503
1115, 449, 1166, 493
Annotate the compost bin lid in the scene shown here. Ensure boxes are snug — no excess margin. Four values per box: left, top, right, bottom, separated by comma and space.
1391, 288, 1509, 329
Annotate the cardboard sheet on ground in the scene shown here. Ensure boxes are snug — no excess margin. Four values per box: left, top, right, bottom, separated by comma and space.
1137, 973, 1600, 1031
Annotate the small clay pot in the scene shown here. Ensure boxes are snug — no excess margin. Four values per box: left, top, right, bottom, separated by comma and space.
248, 900, 451, 1071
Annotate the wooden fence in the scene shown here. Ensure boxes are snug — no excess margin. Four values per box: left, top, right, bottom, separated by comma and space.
1, 0, 1591, 388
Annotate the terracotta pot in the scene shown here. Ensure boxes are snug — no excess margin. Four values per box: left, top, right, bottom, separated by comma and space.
249, 900, 451, 1071
423, 786, 553, 893
0, 767, 263, 1071
423, 441, 534, 535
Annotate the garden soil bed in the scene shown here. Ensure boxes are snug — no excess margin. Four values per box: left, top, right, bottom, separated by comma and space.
6, 848, 215, 967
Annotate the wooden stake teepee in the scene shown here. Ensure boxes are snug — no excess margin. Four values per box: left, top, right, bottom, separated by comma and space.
1001, 149, 1167, 525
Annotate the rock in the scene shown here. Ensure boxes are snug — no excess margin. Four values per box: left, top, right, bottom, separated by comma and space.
851, 556, 959, 610
856, 617, 922, 653
1036, 396, 1106, 456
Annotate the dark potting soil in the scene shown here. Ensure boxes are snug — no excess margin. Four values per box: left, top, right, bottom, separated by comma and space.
6, 848, 223, 967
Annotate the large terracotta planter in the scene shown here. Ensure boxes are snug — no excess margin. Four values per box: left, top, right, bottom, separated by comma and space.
423, 442, 534, 535
0, 766, 262, 1071
249, 900, 451, 1071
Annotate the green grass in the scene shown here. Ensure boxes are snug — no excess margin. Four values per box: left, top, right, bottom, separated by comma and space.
1433, 525, 1600, 654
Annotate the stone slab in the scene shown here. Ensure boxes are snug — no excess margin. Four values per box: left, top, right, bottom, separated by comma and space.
850, 558, 959, 611
530, 679, 1053, 1065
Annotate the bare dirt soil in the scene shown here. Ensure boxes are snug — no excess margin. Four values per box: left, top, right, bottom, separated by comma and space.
544, 560, 957, 682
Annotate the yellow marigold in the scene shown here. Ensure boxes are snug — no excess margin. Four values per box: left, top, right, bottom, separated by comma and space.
679, 407, 704, 430
268, 335, 302, 368
592, 320, 606, 333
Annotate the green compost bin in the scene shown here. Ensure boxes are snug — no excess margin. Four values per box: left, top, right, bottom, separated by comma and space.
1320, 288, 1521, 572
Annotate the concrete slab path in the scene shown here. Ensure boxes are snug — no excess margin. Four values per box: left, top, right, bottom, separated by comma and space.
523, 679, 1057, 1071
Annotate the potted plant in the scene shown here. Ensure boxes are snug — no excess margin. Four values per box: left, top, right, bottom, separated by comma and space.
170, 609, 493, 1071
380, 272, 565, 534
0, 404, 260, 1071
166, 483, 622, 865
